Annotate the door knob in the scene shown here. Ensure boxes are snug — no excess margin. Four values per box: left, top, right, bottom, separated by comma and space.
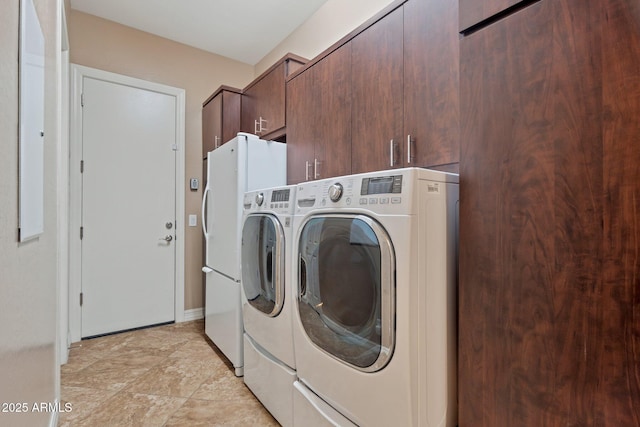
160, 235, 173, 242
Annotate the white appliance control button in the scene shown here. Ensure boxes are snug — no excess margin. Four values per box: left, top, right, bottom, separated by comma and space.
328, 183, 344, 202
380, 197, 389, 204
391, 197, 402, 204
369, 198, 378, 204
359, 198, 368, 205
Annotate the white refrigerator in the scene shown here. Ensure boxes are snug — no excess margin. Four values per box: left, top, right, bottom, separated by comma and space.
201, 133, 286, 376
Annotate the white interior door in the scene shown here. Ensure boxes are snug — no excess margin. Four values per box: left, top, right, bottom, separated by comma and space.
80, 76, 176, 338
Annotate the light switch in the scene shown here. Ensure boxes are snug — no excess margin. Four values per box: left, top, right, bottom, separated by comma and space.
189, 215, 197, 227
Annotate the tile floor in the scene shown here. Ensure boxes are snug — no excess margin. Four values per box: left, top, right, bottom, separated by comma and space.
58, 320, 279, 426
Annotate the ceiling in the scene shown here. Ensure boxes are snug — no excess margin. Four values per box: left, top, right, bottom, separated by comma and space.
69, 0, 329, 65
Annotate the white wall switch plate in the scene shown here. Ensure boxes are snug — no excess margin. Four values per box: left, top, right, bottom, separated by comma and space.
189, 214, 197, 227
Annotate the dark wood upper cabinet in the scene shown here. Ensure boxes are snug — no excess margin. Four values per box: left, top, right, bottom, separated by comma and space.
202, 86, 241, 159
286, 64, 318, 184
286, 43, 352, 184
351, 7, 404, 174
404, 0, 459, 171
241, 54, 306, 140
459, 0, 525, 32
286, 0, 460, 181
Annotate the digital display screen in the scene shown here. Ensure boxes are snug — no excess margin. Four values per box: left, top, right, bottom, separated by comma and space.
271, 189, 290, 202
361, 175, 402, 195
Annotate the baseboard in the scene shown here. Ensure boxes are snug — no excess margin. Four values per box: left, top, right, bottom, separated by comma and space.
182, 307, 204, 322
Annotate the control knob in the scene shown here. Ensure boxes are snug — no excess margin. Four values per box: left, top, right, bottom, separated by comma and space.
255, 193, 264, 206
328, 183, 343, 202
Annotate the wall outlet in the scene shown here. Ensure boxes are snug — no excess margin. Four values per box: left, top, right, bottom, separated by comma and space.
188, 215, 197, 227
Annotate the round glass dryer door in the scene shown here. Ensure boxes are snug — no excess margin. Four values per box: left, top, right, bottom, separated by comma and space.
241, 214, 285, 317
297, 215, 395, 372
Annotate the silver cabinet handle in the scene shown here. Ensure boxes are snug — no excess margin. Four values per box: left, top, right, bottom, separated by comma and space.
314, 158, 319, 179
407, 134, 412, 164
254, 117, 267, 135
389, 139, 395, 167
214, 136, 220, 149
305, 160, 310, 181
160, 235, 173, 242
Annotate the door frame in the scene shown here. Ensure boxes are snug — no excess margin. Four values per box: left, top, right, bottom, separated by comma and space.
68, 64, 186, 342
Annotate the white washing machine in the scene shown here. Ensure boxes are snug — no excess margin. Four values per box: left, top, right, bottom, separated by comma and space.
241, 185, 297, 426
291, 168, 459, 427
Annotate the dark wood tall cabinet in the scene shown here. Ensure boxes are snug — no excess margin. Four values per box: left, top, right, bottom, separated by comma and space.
601, 1, 640, 423
459, 0, 640, 425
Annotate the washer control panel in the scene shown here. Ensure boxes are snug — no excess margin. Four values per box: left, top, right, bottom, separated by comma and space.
297, 172, 406, 213
243, 187, 295, 215
268, 188, 292, 210
295, 168, 456, 215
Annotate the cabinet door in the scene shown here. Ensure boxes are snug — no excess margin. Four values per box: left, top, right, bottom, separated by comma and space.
242, 62, 286, 136
202, 93, 221, 158
286, 67, 317, 184
287, 44, 352, 184
459, 1, 605, 425
404, 0, 459, 171
351, 7, 404, 174
313, 43, 352, 181
459, 0, 526, 32
220, 90, 241, 144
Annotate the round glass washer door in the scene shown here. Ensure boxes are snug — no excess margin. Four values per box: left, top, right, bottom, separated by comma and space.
297, 214, 395, 372
241, 214, 285, 317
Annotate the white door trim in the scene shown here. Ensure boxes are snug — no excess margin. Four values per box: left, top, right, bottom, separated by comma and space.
69, 64, 186, 342
58, 0, 69, 366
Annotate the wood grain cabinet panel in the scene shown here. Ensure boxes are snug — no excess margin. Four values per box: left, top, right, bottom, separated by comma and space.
459, 0, 640, 424
404, 0, 459, 171
202, 86, 241, 159
202, 92, 221, 158
286, 43, 352, 184
286, 64, 317, 184
351, 7, 404, 174
601, 0, 640, 424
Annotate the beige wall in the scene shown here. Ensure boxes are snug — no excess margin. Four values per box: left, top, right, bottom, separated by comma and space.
0, 0, 61, 425
66, 1, 395, 313
67, 10, 255, 311
255, 0, 396, 74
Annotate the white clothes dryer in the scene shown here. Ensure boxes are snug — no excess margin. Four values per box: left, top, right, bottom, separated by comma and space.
241, 185, 297, 426
291, 168, 459, 427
